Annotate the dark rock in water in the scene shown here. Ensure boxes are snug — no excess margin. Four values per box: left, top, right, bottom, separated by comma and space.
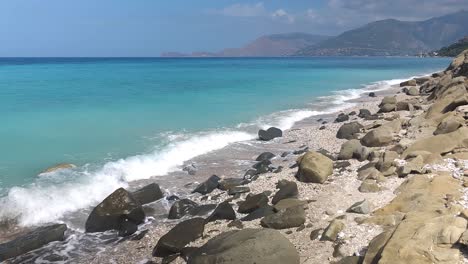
336, 122, 363, 140
168, 199, 199, 219
273, 166, 283, 173
243, 169, 258, 180
131, 229, 149, 241
317, 118, 323, 122
260, 206, 306, 229
349, 111, 356, 116
252, 159, 272, 174
167, 195, 180, 201
335, 113, 349, 123
218, 178, 247, 191
238, 193, 269, 214
322, 121, 328, 124
258, 127, 283, 141
358, 109, 372, 118
281, 151, 291, 158
183, 163, 197, 175
188, 228, 300, 264
368, 92, 376, 97
241, 205, 275, 221
206, 201, 236, 222
131, 183, 164, 205
153, 218, 205, 257
192, 204, 218, 216
319, 126, 326, 130
272, 180, 298, 204
227, 186, 250, 195
0, 224, 67, 261
255, 152, 275, 161
118, 218, 138, 237
293, 147, 309, 155
85, 188, 145, 233
192, 175, 220, 195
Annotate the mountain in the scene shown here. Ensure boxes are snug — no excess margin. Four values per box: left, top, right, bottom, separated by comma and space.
160, 33, 330, 57
435, 36, 468, 57
295, 10, 468, 56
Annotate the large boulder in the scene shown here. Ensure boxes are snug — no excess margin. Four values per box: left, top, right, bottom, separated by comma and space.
296, 151, 333, 183
188, 229, 300, 264
336, 122, 364, 140
433, 114, 464, 135
258, 127, 282, 141
206, 201, 236, 222
192, 175, 221, 195
168, 199, 200, 219
153, 218, 205, 257
131, 183, 164, 205
338, 139, 369, 161
378, 103, 396, 113
260, 205, 306, 229
403, 127, 468, 157
85, 188, 145, 233
361, 120, 401, 147
0, 224, 67, 261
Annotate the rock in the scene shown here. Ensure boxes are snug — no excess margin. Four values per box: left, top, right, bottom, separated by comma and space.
338, 139, 369, 161
334, 160, 351, 172
187, 229, 300, 264
0, 224, 67, 261
403, 127, 468, 157
358, 180, 381, 193
255, 152, 275, 161
206, 201, 236, 222
153, 218, 205, 257
118, 218, 138, 237
252, 159, 272, 174
296, 151, 333, 183
168, 199, 200, 219
183, 163, 197, 175
361, 120, 401, 147
238, 193, 269, 214
378, 103, 396, 113
241, 205, 275, 221
243, 169, 258, 181
258, 127, 282, 141
358, 109, 372, 118
369, 92, 376, 97
260, 205, 306, 229
85, 188, 145, 233
406, 86, 420, 96
400, 79, 417, 87
396, 155, 424, 177
415, 76, 431, 85
334, 256, 363, 264
227, 186, 250, 195
293, 147, 309, 155
380, 96, 397, 106
349, 111, 356, 116
396, 101, 412, 111
40, 163, 76, 174
458, 230, 468, 246
433, 115, 463, 135
357, 167, 385, 182
274, 198, 307, 211
271, 180, 299, 204
347, 200, 371, 214
131, 183, 164, 205
336, 122, 364, 139
273, 166, 283, 173
192, 175, 220, 195
335, 113, 349, 123
321, 219, 345, 241
375, 151, 398, 173
310, 229, 323, 240
218, 178, 247, 191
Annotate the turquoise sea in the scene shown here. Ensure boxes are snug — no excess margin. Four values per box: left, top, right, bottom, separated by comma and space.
0, 57, 450, 226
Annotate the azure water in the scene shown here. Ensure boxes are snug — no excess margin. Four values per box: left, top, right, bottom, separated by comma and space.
0, 57, 450, 226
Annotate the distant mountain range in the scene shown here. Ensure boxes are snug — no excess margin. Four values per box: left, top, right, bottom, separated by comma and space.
434, 36, 468, 57
162, 10, 468, 57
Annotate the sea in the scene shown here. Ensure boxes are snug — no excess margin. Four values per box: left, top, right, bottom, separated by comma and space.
0, 56, 451, 262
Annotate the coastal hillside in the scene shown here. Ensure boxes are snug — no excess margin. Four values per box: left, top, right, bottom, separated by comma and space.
295, 10, 468, 56
436, 36, 468, 57
161, 33, 329, 57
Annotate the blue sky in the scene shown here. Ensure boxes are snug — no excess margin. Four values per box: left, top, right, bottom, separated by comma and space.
0, 0, 467, 57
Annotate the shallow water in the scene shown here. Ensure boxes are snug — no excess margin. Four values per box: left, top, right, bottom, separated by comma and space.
0, 57, 450, 228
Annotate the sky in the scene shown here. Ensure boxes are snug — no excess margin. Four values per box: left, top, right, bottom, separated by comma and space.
0, 0, 467, 57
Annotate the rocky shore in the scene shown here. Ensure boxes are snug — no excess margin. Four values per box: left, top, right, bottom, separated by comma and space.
2, 50, 468, 264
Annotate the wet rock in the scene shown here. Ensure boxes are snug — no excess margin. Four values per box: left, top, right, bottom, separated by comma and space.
188, 229, 300, 264
238, 193, 269, 214
40, 163, 76, 174
293, 146, 309, 155
243, 169, 258, 181
271, 180, 299, 204
131, 183, 164, 205
153, 218, 205, 257
335, 113, 349, 123
168, 199, 200, 219
296, 151, 333, 183
183, 163, 197, 175
0, 224, 67, 261
227, 186, 250, 195
349, 111, 356, 116
85, 188, 145, 233
336, 122, 364, 140
321, 219, 345, 242
347, 200, 371, 214
118, 218, 138, 237
252, 159, 272, 174
273, 166, 283, 173
258, 127, 283, 141
192, 175, 221, 195
261, 205, 306, 229
206, 201, 236, 222
255, 152, 275, 161
218, 178, 247, 191
241, 205, 275, 221
368, 92, 376, 97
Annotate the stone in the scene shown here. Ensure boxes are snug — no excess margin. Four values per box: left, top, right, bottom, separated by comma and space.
358, 109, 372, 118
153, 218, 205, 257
260, 205, 306, 229
255, 152, 275, 161
407, 86, 420, 96
131, 183, 164, 205
336, 122, 364, 139
378, 103, 396, 113
375, 151, 398, 172
238, 193, 269, 214
458, 230, 468, 246
310, 229, 322, 240
192, 175, 221, 195
252, 159, 272, 174
397, 155, 424, 177
168, 199, 199, 219
359, 180, 381, 193
274, 198, 307, 211
218, 178, 247, 191
361, 120, 401, 147
271, 180, 299, 204
357, 167, 385, 182
400, 79, 417, 86
183, 163, 197, 175
187, 229, 300, 264
369, 92, 376, 97
227, 186, 250, 195
321, 219, 345, 241
241, 205, 275, 221
227, 219, 244, 229
433, 115, 463, 135
258, 127, 283, 141
0, 224, 67, 262
380, 96, 397, 106
40, 163, 76, 174
335, 113, 349, 123
296, 151, 333, 183
403, 127, 468, 158
206, 201, 236, 222
338, 139, 369, 161
85, 188, 145, 233
118, 218, 138, 237
347, 200, 371, 214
